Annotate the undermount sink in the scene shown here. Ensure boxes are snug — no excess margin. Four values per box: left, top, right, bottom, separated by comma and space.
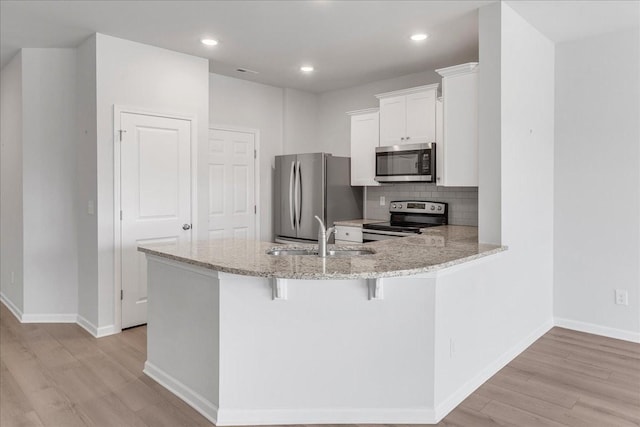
267, 248, 375, 257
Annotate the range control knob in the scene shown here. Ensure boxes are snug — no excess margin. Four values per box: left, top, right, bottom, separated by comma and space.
430, 205, 436, 211
397, 203, 403, 209
437, 206, 443, 211
391, 204, 396, 209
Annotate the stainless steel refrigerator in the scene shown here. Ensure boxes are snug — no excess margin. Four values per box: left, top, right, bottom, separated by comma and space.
274, 153, 362, 244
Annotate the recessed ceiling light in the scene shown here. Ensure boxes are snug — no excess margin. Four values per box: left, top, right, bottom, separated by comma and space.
300, 66, 314, 72
201, 39, 218, 46
410, 33, 429, 41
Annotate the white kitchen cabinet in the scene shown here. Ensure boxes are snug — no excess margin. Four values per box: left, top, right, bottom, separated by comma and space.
435, 62, 478, 187
334, 225, 363, 244
347, 108, 379, 186
376, 83, 439, 146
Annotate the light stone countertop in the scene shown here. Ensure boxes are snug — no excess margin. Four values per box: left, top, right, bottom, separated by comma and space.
137, 225, 507, 280
333, 219, 386, 228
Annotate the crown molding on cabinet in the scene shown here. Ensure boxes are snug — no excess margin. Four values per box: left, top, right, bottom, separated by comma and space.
375, 83, 440, 99
435, 62, 479, 77
346, 107, 379, 115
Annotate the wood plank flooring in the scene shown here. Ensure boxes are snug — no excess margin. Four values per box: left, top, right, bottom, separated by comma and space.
1, 303, 638, 426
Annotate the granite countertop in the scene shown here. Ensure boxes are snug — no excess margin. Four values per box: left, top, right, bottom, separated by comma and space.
333, 219, 386, 227
137, 225, 507, 280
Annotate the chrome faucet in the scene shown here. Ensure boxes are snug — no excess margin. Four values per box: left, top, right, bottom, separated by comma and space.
314, 215, 335, 258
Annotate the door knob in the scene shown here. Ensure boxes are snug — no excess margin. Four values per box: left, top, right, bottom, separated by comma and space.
182, 224, 192, 230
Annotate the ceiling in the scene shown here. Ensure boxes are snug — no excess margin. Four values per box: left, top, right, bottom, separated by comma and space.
1, 1, 638, 93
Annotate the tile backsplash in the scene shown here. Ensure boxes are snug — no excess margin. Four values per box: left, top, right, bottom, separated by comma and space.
365, 184, 478, 226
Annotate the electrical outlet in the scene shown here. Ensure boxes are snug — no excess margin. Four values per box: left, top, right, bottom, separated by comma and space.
615, 289, 628, 305
87, 200, 95, 215
449, 338, 456, 358
379, 196, 386, 206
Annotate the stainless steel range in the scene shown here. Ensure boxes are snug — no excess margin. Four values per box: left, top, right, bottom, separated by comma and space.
362, 200, 448, 242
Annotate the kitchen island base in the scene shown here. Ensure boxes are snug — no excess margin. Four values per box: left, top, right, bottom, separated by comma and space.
144, 255, 441, 425
142, 241, 550, 426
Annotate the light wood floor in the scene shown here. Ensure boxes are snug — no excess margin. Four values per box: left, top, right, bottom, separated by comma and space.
1, 303, 639, 427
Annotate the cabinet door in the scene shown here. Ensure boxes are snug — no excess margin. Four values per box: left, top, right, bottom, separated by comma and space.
379, 95, 406, 146
405, 89, 436, 144
335, 226, 363, 243
441, 72, 478, 186
350, 111, 380, 186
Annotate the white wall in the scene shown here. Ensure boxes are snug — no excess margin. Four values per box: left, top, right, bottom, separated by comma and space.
477, 5, 502, 245
283, 88, 319, 154
318, 71, 441, 157
0, 52, 24, 313
209, 73, 284, 242
75, 35, 99, 326
432, 2, 556, 416
554, 27, 640, 339
21, 49, 78, 317
1, 49, 79, 320
94, 34, 209, 329
499, 0, 555, 328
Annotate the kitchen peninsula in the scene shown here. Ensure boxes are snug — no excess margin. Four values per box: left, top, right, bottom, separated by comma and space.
138, 226, 506, 425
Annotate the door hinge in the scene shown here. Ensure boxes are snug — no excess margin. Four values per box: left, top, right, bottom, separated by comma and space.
120, 289, 123, 300
254, 205, 257, 214
120, 210, 123, 221
254, 149, 257, 159
118, 129, 127, 141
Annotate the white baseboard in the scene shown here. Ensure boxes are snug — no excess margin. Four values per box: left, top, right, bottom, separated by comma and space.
433, 318, 554, 422
216, 408, 436, 425
144, 361, 436, 425
0, 292, 23, 321
21, 313, 77, 323
1, 296, 118, 338
77, 314, 118, 338
217, 408, 436, 425
95, 324, 118, 338
77, 314, 98, 336
554, 317, 640, 343
143, 361, 219, 425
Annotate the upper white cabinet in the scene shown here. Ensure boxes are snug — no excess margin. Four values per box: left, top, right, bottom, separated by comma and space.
435, 63, 478, 187
376, 84, 439, 146
347, 108, 379, 186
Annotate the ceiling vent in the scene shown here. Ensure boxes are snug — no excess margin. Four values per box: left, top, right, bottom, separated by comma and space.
236, 68, 259, 74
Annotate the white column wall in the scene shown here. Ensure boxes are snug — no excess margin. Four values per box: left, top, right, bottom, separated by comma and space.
75, 35, 99, 327
432, 2, 555, 419
20, 49, 79, 319
554, 28, 640, 339
0, 52, 24, 314
477, 4, 502, 245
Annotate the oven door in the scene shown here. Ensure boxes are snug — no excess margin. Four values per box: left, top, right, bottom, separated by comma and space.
375, 143, 435, 183
362, 230, 413, 243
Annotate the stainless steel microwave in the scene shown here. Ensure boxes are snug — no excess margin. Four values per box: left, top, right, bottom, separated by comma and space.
375, 142, 436, 183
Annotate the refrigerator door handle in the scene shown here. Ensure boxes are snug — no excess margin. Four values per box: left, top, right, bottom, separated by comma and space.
295, 160, 302, 227
289, 160, 296, 230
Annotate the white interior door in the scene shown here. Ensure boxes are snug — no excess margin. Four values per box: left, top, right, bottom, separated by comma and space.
207, 128, 256, 240
120, 112, 192, 329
